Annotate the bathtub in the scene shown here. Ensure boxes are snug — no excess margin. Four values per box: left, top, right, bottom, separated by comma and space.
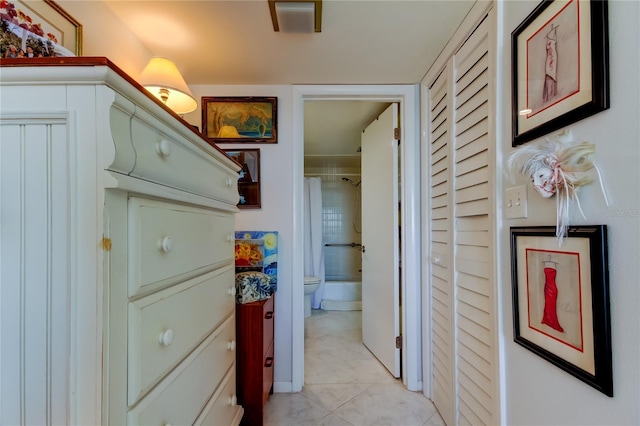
320, 280, 362, 311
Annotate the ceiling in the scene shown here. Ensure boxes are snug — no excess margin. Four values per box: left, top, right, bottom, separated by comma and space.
104, 0, 475, 158
304, 100, 390, 158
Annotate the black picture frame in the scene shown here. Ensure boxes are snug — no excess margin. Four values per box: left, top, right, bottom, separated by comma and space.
223, 148, 261, 209
510, 225, 612, 396
511, 0, 609, 146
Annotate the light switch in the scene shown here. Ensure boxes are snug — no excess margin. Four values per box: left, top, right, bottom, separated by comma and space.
504, 185, 528, 219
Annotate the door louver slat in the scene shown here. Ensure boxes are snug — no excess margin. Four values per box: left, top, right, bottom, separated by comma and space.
452, 16, 496, 426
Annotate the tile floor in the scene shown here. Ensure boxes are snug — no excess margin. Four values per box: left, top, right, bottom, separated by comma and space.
264, 309, 445, 426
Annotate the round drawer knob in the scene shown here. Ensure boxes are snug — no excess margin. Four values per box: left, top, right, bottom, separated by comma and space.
225, 177, 234, 187
158, 236, 173, 253
155, 139, 172, 157
226, 234, 234, 242
227, 340, 236, 351
158, 329, 174, 346
227, 286, 236, 297
228, 395, 237, 406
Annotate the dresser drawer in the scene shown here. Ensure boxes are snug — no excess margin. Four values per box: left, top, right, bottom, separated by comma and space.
195, 366, 243, 426
128, 197, 234, 296
262, 295, 275, 356
130, 117, 239, 204
127, 314, 237, 424
262, 341, 274, 407
128, 266, 236, 405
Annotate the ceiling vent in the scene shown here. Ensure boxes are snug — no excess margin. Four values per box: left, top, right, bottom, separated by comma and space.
268, 0, 322, 33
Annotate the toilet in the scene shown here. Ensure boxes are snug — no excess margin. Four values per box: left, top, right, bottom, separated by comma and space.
304, 276, 321, 318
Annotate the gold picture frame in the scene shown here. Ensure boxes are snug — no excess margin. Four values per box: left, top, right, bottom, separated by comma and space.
202, 97, 277, 144
1, 0, 82, 57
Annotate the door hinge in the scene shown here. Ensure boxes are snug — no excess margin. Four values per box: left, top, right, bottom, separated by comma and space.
395, 335, 402, 349
394, 127, 401, 140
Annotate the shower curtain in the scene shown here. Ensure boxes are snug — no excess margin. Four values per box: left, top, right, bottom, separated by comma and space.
304, 177, 325, 309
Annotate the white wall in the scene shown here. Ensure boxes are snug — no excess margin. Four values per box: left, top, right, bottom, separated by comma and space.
185, 85, 296, 388
58, 1, 153, 79
499, 1, 640, 424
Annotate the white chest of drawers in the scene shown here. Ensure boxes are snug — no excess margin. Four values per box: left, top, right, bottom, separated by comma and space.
0, 58, 243, 425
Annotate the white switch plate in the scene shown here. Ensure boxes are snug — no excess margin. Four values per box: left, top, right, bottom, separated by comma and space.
504, 185, 528, 219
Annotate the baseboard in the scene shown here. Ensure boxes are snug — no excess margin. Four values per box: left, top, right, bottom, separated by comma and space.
320, 299, 362, 311
273, 381, 295, 393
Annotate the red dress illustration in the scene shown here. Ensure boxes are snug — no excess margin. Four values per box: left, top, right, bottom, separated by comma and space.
541, 267, 564, 332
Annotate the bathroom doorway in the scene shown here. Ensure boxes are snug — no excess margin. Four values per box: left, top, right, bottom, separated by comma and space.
303, 100, 388, 313
292, 85, 422, 393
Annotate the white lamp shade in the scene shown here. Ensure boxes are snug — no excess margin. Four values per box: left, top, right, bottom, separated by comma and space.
140, 57, 197, 114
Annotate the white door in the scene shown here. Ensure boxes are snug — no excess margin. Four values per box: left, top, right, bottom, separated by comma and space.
425, 11, 499, 425
361, 103, 400, 377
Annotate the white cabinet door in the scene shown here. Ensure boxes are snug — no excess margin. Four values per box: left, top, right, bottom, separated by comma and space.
426, 10, 499, 426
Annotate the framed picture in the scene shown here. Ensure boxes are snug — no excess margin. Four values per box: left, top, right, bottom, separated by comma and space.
511, 0, 609, 146
510, 225, 612, 396
202, 96, 277, 144
0, 0, 82, 57
235, 231, 278, 291
223, 148, 261, 209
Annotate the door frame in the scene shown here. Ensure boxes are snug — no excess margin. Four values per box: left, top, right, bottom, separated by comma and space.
291, 85, 422, 392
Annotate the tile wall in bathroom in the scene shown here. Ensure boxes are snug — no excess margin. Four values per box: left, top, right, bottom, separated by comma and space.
321, 175, 362, 281
304, 157, 362, 281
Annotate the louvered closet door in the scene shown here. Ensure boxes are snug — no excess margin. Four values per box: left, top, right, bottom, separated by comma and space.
451, 16, 497, 426
428, 11, 497, 426
428, 66, 455, 426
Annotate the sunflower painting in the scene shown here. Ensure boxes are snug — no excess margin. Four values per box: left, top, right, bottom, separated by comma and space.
235, 231, 278, 291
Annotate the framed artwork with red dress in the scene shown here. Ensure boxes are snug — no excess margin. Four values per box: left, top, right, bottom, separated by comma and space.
510, 225, 612, 396
511, 0, 609, 146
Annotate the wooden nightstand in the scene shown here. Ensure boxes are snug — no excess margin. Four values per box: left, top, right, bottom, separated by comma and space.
236, 294, 275, 426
